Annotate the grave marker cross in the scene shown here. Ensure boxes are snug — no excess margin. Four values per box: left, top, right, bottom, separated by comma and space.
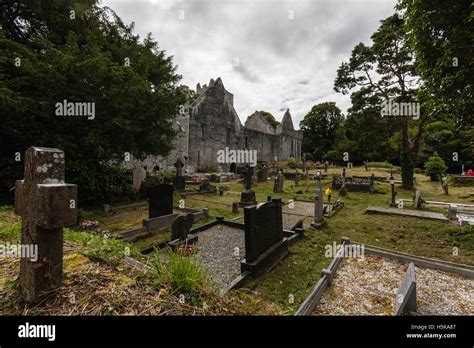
15, 147, 77, 303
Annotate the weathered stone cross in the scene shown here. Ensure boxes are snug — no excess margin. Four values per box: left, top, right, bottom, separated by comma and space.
15, 147, 77, 303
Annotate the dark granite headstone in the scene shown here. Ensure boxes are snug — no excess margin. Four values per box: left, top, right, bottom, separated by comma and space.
240, 166, 257, 205
148, 183, 174, 218
242, 198, 286, 267
395, 262, 417, 315
15, 147, 77, 303
273, 171, 284, 193
171, 213, 194, 241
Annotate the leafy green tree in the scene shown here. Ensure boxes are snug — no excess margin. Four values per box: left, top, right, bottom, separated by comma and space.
0, 1, 185, 205
300, 102, 344, 161
334, 14, 423, 188
397, 0, 474, 171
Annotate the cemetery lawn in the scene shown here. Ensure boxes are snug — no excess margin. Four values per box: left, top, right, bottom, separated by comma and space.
1, 166, 472, 315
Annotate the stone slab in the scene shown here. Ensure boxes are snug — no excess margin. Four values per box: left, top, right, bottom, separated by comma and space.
365, 206, 448, 221
395, 262, 417, 315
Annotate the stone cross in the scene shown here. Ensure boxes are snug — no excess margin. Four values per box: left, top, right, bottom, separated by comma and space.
15, 147, 77, 303
244, 165, 253, 190
324, 161, 329, 173
174, 158, 184, 177
273, 171, 284, 193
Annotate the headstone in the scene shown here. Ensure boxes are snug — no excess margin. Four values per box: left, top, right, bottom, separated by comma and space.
413, 190, 423, 209
389, 172, 397, 206
324, 161, 329, 173
395, 263, 417, 315
312, 181, 324, 227
171, 213, 194, 241
461, 164, 465, 175
173, 158, 185, 191
273, 171, 284, 193
148, 183, 174, 218
440, 176, 449, 195
302, 154, 306, 173
448, 205, 458, 220
294, 170, 300, 186
363, 160, 369, 171
257, 166, 268, 183
15, 147, 77, 302
241, 198, 288, 276
240, 165, 257, 205
339, 168, 347, 197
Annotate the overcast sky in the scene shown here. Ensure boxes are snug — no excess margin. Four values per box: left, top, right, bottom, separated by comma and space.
103, 0, 396, 128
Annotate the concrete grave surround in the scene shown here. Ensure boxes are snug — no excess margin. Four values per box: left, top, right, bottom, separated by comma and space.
15, 147, 77, 303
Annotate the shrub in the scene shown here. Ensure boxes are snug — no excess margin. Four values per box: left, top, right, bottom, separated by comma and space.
323, 150, 338, 162
425, 152, 447, 181
287, 159, 299, 169
150, 250, 208, 295
303, 152, 314, 162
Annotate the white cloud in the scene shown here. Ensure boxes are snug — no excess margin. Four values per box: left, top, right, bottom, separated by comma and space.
102, 0, 396, 128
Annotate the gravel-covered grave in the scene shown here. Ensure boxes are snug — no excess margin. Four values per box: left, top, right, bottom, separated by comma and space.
192, 224, 245, 289
313, 255, 473, 316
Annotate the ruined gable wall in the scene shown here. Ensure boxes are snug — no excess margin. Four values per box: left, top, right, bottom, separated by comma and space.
187, 82, 243, 170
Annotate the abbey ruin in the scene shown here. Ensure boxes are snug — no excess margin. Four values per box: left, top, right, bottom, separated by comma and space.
129, 77, 303, 188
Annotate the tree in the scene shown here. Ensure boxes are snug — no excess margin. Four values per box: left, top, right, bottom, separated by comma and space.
334, 14, 423, 188
299, 102, 344, 161
397, 0, 474, 171
0, 1, 185, 205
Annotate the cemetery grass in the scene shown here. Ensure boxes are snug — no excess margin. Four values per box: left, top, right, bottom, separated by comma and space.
1, 166, 472, 315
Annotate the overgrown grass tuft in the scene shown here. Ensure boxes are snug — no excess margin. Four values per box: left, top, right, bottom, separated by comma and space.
149, 249, 208, 297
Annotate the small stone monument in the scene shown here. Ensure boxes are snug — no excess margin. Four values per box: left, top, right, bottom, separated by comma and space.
389, 171, 397, 206
148, 183, 174, 218
273, 170, 284, 193
395, 263, 417, 315
168, 213, 197, 249
15, 147, 77, 303
324, 161, 329, 173
311, 179, 324, 228
239, 165, 257, 205
413, 190, 423, 209
294, 170, 300, 186
448, 205, 458, 220
302, 153, 306, 173
173, 158, 185, 191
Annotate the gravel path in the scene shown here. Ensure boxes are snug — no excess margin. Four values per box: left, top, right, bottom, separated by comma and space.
313, 255, 473, 315
193, 225, 245, 289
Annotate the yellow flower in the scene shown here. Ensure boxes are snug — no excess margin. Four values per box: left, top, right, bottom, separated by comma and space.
325, 188, 332, 196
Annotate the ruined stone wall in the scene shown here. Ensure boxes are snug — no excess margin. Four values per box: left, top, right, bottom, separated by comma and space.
187, 78, 243, 171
